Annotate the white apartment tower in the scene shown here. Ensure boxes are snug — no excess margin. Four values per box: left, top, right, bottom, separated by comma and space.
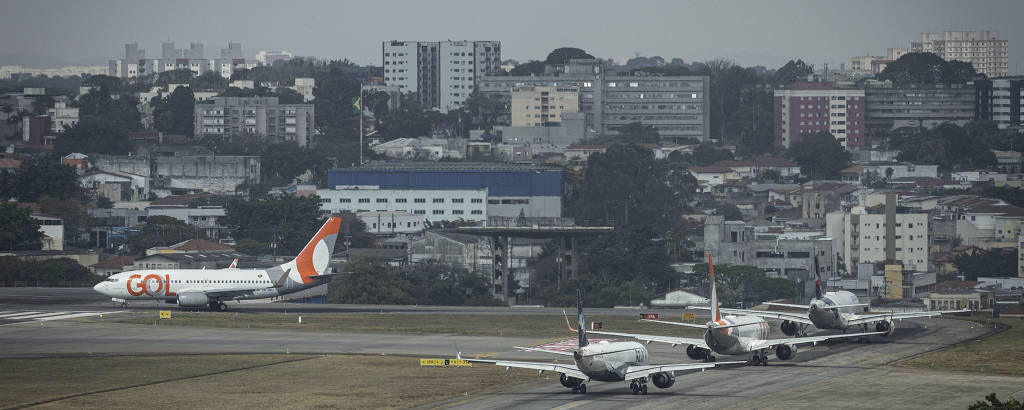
911, 31, 1009, 78
383, 40, 501, 112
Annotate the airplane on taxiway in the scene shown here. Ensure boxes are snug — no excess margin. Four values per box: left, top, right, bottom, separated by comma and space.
588, 254, 882, 365
458, 289, 743, 395
93, 217, 342, 311
689, 255, 967, 338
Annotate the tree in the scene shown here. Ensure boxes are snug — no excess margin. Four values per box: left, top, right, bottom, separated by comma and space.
615, 122, 660, 144
687, 264, 794, 307
953, 248, 1017, 281
877, 52, 981, 86
0, 257, 103, 285
55, 115, 134, 156
570, 227, 678, 307
893, 123, 997, 170
222, 196, 323, 255
691, 144, 734, 166
545, 47, 595, 65
569, 144, 696, 230
37, 195, 90, 246
152, 86, 195, 136
970, 393, 1024, 410
716, 204, 744, 221
329, 258, 412, 304
73, 86, 141, 131
786, 132, 851, 179
772, 59, 814, 85
508, 60, 546, 76
191, 71, 229, 91
6, 156, 80, 201
0, 203, 42, 250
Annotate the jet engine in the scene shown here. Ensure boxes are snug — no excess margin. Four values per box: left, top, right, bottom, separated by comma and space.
876, 320, 893, 336
775, 344, 798, 360
559, 373, 582, 388
177, 292, 210, 307
780, 320, 798, 336
651, 372, 676, 389
686, 345, 710, 360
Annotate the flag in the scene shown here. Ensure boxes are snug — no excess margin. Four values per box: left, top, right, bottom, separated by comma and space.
352, 97, 361, 112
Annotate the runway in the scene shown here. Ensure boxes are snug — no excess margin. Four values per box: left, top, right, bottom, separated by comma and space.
1, 287, 1022, 409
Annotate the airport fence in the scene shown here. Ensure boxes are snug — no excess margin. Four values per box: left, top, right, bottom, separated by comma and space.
0, 281, 99, 287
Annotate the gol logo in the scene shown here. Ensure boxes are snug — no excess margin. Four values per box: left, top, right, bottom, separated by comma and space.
126, 274, 178, 297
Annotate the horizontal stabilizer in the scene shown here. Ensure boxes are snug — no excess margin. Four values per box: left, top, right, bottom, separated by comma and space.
765, 302, 811, 309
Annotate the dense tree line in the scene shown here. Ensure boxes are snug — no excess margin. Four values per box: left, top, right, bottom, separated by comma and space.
222, 196, 323, 256
0, 257, 103, 286
0, 156, 80, 201
0, 203, 42, 251
329, 259, 499, 306
891, 123, 998, 171
684, 263, 796, 307
786, 131, 851, 179
953, 248, 1017, 281
877, 52, 981, 87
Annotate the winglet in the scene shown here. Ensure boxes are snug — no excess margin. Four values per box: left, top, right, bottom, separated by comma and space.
708, 253, 720, 323
563, 309, 577, 332
272, 268, 292, 288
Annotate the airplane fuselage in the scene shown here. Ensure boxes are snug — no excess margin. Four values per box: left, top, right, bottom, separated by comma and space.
704, 315, 771, 356
93, 268, 320, 302
574, 341, 648, 382
807, 291, 862, 330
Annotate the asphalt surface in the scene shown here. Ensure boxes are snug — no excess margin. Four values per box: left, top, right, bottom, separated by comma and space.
1, 287, 1021, 409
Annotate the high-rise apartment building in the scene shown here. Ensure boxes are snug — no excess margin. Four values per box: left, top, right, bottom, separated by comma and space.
382, 40, 501, 112
975, 78, 1024, 130
194, 97, 315, 147
774, 82, 866, 149
109, 42, 257, 79
510, 86, 580, 127
911, 31, 1009, 78
826, 194, 929, 273
478, 59, 710, 143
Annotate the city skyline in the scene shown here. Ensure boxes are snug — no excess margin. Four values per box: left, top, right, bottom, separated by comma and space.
1, 0, 1022, 74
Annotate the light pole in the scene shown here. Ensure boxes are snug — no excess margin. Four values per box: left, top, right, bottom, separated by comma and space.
359, 85, 364, 165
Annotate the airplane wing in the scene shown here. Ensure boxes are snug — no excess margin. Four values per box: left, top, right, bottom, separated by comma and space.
690, 306, 814, 325
175, 286, 267, 300
846, 308, 969, 326
747, 331, 884, 350
764, 302, 811, 309
513, 346, 576, 356
588, 330, 709, 349
458, 356, 588, 380
624, 361, 739, 380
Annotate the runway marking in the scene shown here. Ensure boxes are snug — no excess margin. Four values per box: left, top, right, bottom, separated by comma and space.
0, 311, 40, 318
4, 311, 71, 320
549, 400, 592, 410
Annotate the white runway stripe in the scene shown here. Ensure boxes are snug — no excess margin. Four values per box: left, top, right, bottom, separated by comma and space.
0, 311, 13, 315
0, 311, 39, 318
35, 312, 116, 321
5, 311, 71, 320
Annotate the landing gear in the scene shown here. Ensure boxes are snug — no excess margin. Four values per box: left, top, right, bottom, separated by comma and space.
120, 302, 128, 309
630, 378, 648, 395
571, 383, 587, 394
209, 301, 227, 311
751, 350, 768, 366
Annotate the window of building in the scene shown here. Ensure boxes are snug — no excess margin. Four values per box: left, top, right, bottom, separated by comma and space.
433, 198, 444, 203
376, 198, 388, 203
358, 198, 370, 203
395, 198, 407, 203
471, 210, 483, 215
451, 198, 464, 203
452, 210, 464, 215
414, 198, 426, 203
471, 198, 482, 203
432, 210, 444, 215
414, 210, 425, 214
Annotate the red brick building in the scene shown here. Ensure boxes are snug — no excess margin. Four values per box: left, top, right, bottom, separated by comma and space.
774, 82, 866, 150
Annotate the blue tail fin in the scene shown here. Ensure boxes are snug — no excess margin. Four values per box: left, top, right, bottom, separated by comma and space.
576, 289, 588, 348
814, 255, 824, 300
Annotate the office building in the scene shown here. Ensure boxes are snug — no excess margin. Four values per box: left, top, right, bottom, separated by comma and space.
864, 84, 975, 131
774, 82, 866, 149
317, 187, 488, 222
479, 59, 710, 143
194, 97, 315, 146
256, 50, 293, 66
327, 162, 562, 218
382, 40, 502, 112
975, 78, 1024, 130
911, 31, 1009, 78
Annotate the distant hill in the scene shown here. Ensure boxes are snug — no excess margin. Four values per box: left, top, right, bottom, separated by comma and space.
0, 52, 108, 68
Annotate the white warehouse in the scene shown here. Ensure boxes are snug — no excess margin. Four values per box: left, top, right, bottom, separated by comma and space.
317, 186, 488, 223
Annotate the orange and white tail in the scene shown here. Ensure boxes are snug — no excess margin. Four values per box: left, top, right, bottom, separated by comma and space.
229, 258, 238, 269
708, 253, 721, 323
279, 217, 342, 284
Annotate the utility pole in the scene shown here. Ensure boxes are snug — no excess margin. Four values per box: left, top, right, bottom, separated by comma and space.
359, 85, 364, 166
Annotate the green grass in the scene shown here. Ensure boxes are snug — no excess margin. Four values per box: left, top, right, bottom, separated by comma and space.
900, 317, 1024, 377
0, 354, 540, 409
101, 311, 707, 339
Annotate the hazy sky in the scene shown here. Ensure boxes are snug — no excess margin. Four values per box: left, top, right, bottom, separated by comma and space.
2, 0, 1022, 73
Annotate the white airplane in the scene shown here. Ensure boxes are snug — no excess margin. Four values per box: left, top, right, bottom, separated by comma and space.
693, 255, 967, 338
458, 290, 742, 395
588, 254, 883, 365
93, 217, 342, 311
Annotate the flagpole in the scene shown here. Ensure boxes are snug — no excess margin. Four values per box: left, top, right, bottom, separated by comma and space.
359, 84, 363, 166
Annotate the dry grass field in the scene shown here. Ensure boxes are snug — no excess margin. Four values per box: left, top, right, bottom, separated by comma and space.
0, 354, 540, 409
899, 317, 1024, 377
